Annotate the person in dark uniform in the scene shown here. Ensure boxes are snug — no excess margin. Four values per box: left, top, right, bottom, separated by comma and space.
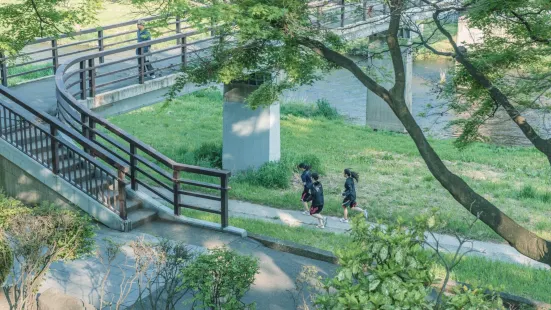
307, 172, 327, 229
340, 168, 368, 223
298, 163, 312, 215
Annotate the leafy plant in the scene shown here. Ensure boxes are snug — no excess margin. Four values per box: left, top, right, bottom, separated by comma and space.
180, 247, 259, 310
315, 99, 339, 120
444, 285, 504, 310
236, 161, 292, 189
2, 203, 96, 309
195, 142, 223, 169
314, 217, 435, 309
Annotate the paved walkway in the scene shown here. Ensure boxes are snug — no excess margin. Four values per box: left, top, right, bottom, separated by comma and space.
142, 187, 550, 271
0, 223, 335, 310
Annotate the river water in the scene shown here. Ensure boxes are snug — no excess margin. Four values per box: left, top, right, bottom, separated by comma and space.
282, 57, 551, 147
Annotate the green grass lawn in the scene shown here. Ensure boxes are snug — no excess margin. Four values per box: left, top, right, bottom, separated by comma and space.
109, 89, 551, 243
177, 208, 551, 305
6, 63, 54, 86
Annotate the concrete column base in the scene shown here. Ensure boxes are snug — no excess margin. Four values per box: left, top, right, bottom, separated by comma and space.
222, 82, 280, 172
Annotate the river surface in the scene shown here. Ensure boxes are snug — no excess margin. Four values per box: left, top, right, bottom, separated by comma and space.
282, 57, 551, 147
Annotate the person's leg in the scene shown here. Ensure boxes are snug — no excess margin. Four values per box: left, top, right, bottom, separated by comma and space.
311, 213, 324, 227
351, 202, 369, 220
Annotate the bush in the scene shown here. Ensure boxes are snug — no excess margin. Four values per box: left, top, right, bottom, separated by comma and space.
255, 161, 293, 189
292, 154, 324, 175
315, 99, 339, 120
0, 193, 31, 228
180, 247, 259, 310
0, 236, 12, 285
314, 218, 435, 309
280, 99, 340, 120
194, 142, 223, 169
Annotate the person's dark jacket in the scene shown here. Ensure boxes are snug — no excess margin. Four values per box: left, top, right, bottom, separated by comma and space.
308, 181, 324, 206
342, 177, 356, 201
301, 170, 313, 190
136, 29, 152, 55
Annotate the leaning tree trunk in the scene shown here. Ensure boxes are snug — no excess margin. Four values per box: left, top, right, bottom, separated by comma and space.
298, 0, 551, 266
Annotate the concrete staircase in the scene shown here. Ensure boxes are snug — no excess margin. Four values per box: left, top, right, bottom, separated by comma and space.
1, 122, 158, 231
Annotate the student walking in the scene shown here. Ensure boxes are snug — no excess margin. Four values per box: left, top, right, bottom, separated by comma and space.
307, 172, 327, 229
340, 168, 368, 223
298, 163, 313, 215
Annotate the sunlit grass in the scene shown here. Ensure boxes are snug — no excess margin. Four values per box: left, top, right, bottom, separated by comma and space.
109, 89, 551, 242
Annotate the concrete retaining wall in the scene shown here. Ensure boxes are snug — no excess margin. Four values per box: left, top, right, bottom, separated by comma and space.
0, 138, 128, 231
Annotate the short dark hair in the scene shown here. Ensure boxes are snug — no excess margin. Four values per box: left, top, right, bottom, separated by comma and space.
311, 172, 319, 180
298, 163, 310, 170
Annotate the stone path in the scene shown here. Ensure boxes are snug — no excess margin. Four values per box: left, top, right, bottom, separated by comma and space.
142, 186, 550, 271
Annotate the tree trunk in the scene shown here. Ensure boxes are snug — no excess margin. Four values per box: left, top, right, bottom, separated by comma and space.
297, 0, 551, 266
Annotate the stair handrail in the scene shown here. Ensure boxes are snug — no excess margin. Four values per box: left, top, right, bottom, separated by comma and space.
0, 85, 130, 218
55, 29, 232, 227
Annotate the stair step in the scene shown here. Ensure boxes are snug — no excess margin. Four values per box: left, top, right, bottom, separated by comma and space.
3, 126, 45, 145
126, 199, 143, 212
127, 209, 158, 229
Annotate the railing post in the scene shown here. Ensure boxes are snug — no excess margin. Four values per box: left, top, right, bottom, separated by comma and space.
363, 0, 367, 21
221, 173, 229, 228
173, 170, 181, 216
81, 114, 89, 154
50, 127, 59, 174
0, 51, 7, 87
176, 16, 181, 43
79, 60, 87, 100
138, 47, 145, 84
181, 36, 187, 68
88, 58, 96, 98
118, 168, 127, 220
98, 30, 105, 64
89, 118, 96, 150
51, 39, 58, 74
340, 0, 345, 28
317, 6, 322, 29
130, 144, 137, 190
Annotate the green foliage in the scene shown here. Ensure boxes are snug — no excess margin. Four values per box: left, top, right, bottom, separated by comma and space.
290, 153, 324, 175
0, 236, 12, 285
180, 247, 259, 310
0, 0, 102, 55
436, 0, 551, 147
315, 217, 435, 309
236, 161, 292, 189
0, 192, 31, 229
195, 142, 223, 169
281, 99, 340, 121
6, 203, 96, 261
443, 285, 504, 310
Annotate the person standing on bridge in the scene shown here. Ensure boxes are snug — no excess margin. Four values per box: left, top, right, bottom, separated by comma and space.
136, 20, 156, 79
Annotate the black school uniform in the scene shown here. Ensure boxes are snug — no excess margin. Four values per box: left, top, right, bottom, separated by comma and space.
308, 181, 324, 215
341, 177, 357, 208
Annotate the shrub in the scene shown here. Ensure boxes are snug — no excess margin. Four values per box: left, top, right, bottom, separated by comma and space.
0, 236, 12, 285
315, 99, 339, 120
314, 218, 435, 309
3, 203, 95, 309
280, 99, 340, 121
235, 161, 292, 189
291, 154, 324, 175
444, 285, 504, 310
180, 247, 259, 310
194, 142, 223, 169
0, 193, 31, 228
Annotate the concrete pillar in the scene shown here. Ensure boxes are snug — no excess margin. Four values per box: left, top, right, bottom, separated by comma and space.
365, 37, 413, 132
457, 16, 484, 47
222, 78, 281, 172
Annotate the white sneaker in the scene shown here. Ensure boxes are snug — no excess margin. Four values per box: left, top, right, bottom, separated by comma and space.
317, 224, 325, 229
151, 75, 156, 79
339, 218, 349, 223
302, 211, 309, 215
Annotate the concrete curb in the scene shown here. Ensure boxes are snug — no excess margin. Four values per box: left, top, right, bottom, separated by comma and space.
247, 233, 338, 264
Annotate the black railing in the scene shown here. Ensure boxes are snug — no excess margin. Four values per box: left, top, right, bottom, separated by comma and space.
0, 85, 129, 218
55, 26, 232, 227
0, 1, 386, 86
